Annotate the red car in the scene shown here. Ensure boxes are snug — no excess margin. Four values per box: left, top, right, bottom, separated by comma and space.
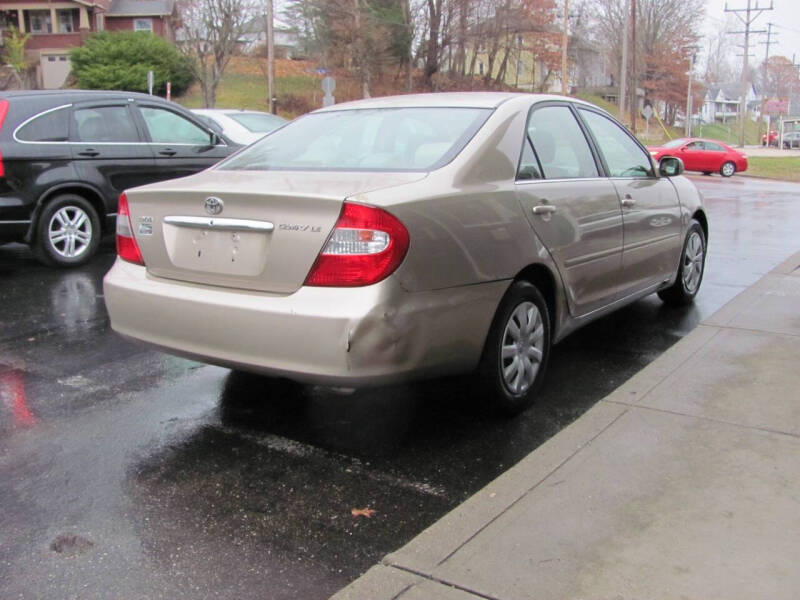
648, 138, 747, 177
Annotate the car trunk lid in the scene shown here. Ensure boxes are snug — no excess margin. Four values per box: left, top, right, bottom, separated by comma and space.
125, 169, 425, 294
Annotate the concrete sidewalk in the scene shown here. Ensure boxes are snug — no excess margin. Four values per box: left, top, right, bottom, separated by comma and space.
332, 252, 800, 600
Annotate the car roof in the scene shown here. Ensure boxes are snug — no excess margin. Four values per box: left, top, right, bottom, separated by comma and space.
0, 89, 175, 104
313, 92, 589, 112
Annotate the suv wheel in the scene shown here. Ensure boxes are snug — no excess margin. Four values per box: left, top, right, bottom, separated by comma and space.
478, 281, 551, 416
35, 194, 101, 267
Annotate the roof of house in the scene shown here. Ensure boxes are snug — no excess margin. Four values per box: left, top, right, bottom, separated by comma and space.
106, 0, 175, 16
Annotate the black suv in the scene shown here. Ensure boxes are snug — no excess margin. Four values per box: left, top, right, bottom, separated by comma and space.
0, 90, 239, 266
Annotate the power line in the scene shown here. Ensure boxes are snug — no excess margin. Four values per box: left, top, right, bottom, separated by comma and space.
724, 0, 774, 146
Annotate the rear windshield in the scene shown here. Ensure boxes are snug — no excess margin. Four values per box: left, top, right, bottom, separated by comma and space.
218, 107, 492, 172
228, 112, 286, 133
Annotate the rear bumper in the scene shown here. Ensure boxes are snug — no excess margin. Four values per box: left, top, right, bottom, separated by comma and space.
103, 259, 507, 387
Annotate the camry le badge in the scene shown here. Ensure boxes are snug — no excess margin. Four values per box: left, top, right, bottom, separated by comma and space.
204, 197, 224, 215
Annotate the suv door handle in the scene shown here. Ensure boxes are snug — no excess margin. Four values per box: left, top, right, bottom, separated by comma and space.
78, 149, 100, 157
621, 195, 636, 208
158, 148, 177, 156
532, 204, 556, 215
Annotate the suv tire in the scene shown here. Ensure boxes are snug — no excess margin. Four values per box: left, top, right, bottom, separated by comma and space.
35, 194, 101, 267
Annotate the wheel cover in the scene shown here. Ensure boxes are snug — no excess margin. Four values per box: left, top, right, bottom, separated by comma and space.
722, 162, 734, 176
500, 301, 545, 395
48, 205, 93, 259
682, 231, 704, 294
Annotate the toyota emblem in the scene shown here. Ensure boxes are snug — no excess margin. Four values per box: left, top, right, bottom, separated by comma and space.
204, 197, 224, 215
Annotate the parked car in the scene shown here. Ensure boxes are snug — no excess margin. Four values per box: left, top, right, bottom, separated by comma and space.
191, 109, 287, 145
104, 93, 707, 415
781, 131, 800, 149
648, 137, 747, 177
762, 129, 778, 146
0, 90, 239, 267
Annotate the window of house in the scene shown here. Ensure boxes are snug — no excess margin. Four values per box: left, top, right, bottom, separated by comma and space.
27, 10, 52, 33
56, 9, 77, 33
134, 18, 153, 32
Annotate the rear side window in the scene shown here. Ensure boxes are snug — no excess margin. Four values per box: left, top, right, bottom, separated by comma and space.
16, 106, 70, 142
74, 106, 140, 142
526, 105, 598, 179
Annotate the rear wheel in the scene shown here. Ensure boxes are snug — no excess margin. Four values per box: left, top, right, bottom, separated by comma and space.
720, 161, 735, 177
658, 219, 706, 306
478, 281, 551, 416
35, 194, 101, 267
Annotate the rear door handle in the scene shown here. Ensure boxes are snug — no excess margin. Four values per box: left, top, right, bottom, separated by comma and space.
621, 195, 636, 208
78, 149, 99, 157
532, 204, 556, 215
158, 148, 177, 156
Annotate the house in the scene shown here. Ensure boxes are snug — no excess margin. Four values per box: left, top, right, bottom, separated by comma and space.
237, 17, 301, 58
0, 0, 176, 89
701, 83, 761, 123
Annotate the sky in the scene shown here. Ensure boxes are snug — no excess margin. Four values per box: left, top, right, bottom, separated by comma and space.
703, 0, 800, 63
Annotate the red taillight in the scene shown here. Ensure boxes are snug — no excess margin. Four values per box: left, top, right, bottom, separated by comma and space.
116, 192, 144, 265
304, 202, 409, 287
0, 99, 9, 177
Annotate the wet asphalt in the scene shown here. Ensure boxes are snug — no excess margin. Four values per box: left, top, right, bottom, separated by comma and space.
1, 175, 798, 600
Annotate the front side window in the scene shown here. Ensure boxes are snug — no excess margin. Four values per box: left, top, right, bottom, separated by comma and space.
525, 105, 598, 179
686, 141, 704, 150
73, 106, 139, 142
219, 107, 491, 172
140, 107, 211, 145
17, 106, 70, 142
579, 109, 654, 178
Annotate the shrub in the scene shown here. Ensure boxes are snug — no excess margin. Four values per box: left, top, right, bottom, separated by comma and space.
69, 32, 194, 95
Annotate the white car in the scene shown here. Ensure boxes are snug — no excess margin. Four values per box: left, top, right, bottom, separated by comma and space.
191, 109, 286, 145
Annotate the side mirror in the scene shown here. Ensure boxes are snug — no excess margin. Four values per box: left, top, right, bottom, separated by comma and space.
659, 156, 684, 177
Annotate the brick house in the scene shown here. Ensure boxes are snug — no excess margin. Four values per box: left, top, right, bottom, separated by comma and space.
0, 0, 176, 89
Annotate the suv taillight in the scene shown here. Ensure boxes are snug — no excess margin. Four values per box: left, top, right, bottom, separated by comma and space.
304, 202, 409, 287
116, 192, 144, 265
0, 99, 9, 177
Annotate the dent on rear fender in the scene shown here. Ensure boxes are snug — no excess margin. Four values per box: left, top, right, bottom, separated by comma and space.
342, 282, 508, 376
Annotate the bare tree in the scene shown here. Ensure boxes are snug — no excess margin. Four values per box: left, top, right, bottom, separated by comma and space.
177, 0, 254, 107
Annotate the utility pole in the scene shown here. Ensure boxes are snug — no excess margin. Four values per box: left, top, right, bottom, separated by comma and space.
725, 0, 773, 147
619, 0, 628, 120
266, 0, 275, 114
685, 50, 697, 137
561, 0, 569, 95
758, 22, 777, 140
629, 0, 636, 133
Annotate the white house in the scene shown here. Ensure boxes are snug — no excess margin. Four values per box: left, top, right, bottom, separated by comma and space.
701, 83, 761, 123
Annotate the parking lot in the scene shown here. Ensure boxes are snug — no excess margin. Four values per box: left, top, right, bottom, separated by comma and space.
1, 175, 799, 599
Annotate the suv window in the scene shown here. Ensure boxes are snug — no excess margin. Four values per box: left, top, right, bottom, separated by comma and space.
140, 107, 211, 145
74, 106, 140, 143
526, 105, 598, 179
17, 106, 70, 142
579, 109, 653, 177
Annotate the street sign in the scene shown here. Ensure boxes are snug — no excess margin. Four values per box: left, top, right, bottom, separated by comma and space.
321, 76, 336, 94
641, 105, 653, 120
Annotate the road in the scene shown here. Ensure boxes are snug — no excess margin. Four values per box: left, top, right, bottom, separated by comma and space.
1, 175, 798, 599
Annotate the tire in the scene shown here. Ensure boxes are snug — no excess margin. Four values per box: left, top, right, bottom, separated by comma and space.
478, 281, 551, 416
720, 161, 735, 177
34, 194, 101, 268
658, 219, 706, 306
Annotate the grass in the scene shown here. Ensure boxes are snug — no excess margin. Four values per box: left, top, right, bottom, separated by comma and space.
695, 120, 762, 146
743, 157, 800, 182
